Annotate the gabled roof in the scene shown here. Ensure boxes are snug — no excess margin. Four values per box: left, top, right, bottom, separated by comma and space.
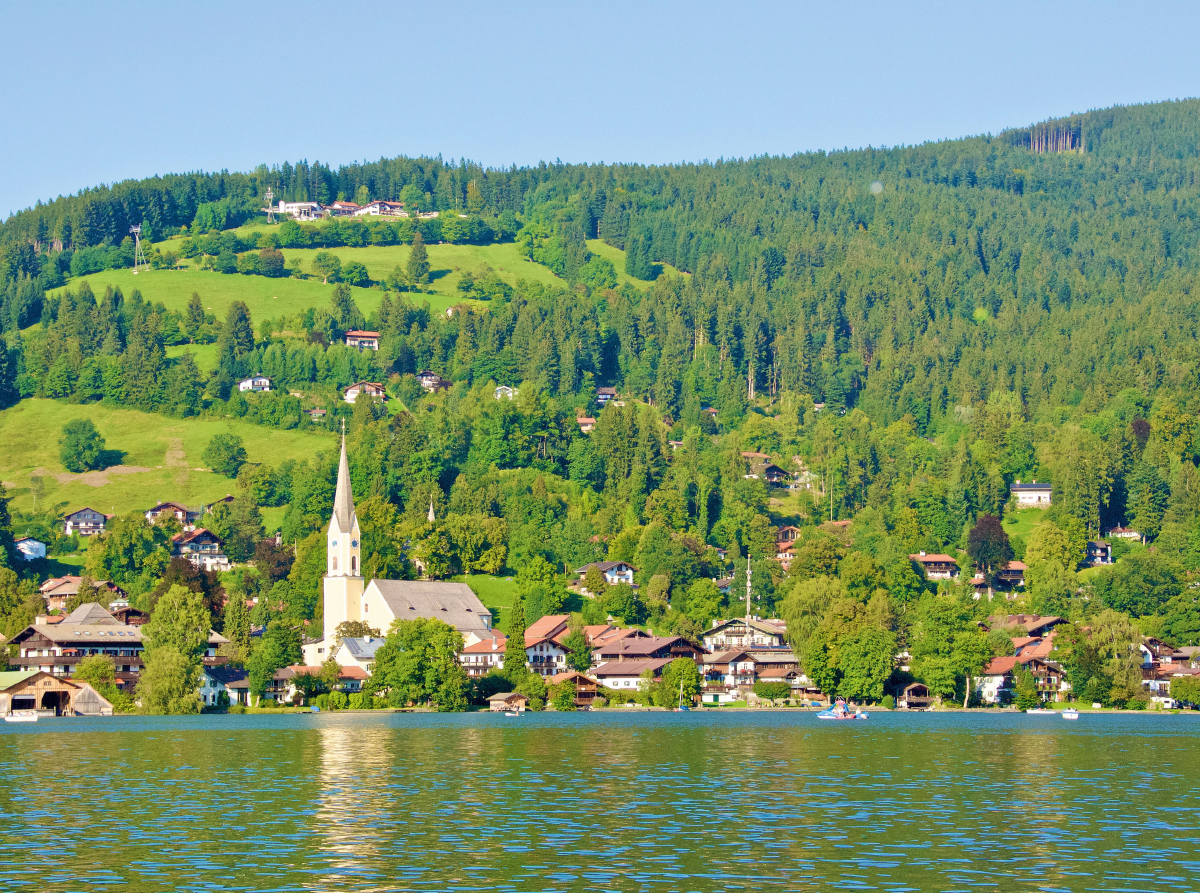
345, 330, 380, 337
462, 633, 508, 653
524, 614, 570, 642
63, 506, 107, 519
1011, 481, 1053, 490
0, 670, 41, 691
575, 560, 637, 575
705, 617, 787, 637
592, 658, 675, 677
63, 603, 120, 625
548, 671, 594, 685
369, 580, 492, 633
172, 528, 221, 546
204, 665, 249, 686
909, 553, 957, 563
595, 635, 693, 657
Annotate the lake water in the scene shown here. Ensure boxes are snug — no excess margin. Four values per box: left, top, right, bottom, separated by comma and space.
1, 711, 1197, 892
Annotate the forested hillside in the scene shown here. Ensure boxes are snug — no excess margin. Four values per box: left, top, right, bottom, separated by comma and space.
2, 99, 1200, 706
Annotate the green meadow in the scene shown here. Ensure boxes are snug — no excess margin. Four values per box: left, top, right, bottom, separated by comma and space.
585, 239, 687, 287
0, 398, 334, 520
452, 573, 519, 631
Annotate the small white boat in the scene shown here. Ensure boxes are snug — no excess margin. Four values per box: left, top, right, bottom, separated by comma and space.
1062, 709, 1080, 720
504, 711, 520, 717
1026, 708, 1055, 715
4, 711, 38, 724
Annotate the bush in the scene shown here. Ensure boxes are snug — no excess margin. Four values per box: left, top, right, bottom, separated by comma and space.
881, 694, 895, 709
327, 691, 348, 710
348, 692, 373, 709
312, 693, 330, 710
592, 696, 607, 708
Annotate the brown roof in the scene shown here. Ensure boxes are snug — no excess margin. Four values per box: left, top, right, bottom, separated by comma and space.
595, 635, 691, 658
462, 633, 508, 653
548, 671, 594, 685
345, 330, 379, 337
910, 553, 957, 563
592, 658, 675, 678
525, 614, 571, 642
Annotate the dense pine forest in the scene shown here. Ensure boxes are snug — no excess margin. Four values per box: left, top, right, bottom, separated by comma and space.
3, 99, 1200, 707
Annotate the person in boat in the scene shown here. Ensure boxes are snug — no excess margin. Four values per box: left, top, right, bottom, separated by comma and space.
834, 698, 848, 717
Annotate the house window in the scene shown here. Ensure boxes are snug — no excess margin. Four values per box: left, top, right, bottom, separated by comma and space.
351, 556, 357, 573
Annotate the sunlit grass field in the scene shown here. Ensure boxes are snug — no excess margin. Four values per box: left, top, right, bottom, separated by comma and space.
0, 398, 334, 519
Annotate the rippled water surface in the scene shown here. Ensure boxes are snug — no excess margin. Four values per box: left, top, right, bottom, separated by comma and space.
2, 711, 1198, 892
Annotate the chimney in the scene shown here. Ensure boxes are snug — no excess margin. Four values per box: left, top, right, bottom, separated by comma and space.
919, 551, 927, 557
1015, 479, 1021, 485
35, 615, 48, 626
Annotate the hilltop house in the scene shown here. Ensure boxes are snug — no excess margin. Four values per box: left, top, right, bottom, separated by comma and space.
1011, 480, 1053, 506
703, 618, 788, 652
144, 501, 199, 526
62, 507, 111, 538
417, 371, 451, 392
237, 376, 271, 393
345, 330, 380, 350
344, 381, 386, 404
277, 200, 323, 220
326, 201, 361, 216
354, 200, 407, 217
493, 385, 518, 400
39, 577, 126, 613
596, 386, 618, 405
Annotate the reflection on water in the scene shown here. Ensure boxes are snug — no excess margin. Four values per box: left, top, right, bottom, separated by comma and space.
1, 712, 1198, 892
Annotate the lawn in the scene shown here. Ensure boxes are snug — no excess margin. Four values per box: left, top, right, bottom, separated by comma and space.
452, 573, 519, 632
0, 398, 334, 520
165, 342, 219, 372
49, 267, 383, 327
1003, 507, 1047, 548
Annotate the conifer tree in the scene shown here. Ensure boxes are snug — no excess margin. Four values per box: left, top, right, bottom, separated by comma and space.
407, 231, 430, 286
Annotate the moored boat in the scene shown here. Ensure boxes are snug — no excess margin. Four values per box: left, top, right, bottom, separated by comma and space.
1062, 709, 1080, 720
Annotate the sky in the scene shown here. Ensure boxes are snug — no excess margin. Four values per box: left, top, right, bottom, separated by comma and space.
3, 1, 1200, 217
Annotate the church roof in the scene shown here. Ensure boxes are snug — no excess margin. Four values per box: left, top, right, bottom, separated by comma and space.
333, 434, 356, 533
369, 580, 492, 634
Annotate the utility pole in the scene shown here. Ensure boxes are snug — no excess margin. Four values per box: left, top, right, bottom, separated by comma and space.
745, 555, 752, 623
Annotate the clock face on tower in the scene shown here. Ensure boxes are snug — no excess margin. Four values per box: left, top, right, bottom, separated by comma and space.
332, 540, 338, 547
351, 540, 359, 548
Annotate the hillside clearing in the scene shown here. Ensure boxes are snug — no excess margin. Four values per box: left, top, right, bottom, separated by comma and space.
0, 398, 333, 519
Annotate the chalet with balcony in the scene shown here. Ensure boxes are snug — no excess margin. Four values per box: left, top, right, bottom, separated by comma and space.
417, 371, 451, 392
62, 507, 111, 538
354, 200, 407, 217
344, 381, 386, 404
910, 552, 960, 580
461, 632, 507, 677
575, 560, 637, 589
594, 635, 701, 664
172, 528, 231, 573
1087, 540, 1112, 566
703, 617, 787, 652
548, 671, 599, 709
596, 386, 618, 406
345, 330, 380, 350
145, 501, 200, 526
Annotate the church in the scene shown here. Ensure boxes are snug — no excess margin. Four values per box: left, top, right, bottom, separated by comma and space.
303, 436, 498, 666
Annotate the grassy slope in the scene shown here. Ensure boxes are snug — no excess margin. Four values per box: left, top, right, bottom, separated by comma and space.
1003, 507, 1047, 548
585, 239, 687, 287
0, 398, 333, 519
452, 573, 519, 633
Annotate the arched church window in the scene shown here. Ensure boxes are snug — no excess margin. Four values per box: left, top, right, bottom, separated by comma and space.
351, 556, 357, 573
332, 556, 338, 572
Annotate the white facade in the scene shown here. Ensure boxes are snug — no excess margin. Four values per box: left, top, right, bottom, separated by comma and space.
15, 538, 46, 561
1011, 481, 1053, 506
238, 376, 271, 393
278, 200, 323, 220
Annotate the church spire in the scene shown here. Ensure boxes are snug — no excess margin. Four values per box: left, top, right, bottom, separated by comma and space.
333, 427, 355, 533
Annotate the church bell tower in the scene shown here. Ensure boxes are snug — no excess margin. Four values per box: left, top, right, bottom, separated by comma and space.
323, 431, 364, 652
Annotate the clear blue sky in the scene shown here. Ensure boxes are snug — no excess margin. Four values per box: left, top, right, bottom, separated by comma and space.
3, 1, 1199, 218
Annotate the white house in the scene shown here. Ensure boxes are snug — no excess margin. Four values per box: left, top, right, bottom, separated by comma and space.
277, 200, 323, 220
344, 381, 386, 404
238, 376, 271, 393
592, 658, 674, 691
62, 507, 110, 537
201, 666, 249, 706
14, 537, 46, 562
575, 561, 637, 589
494, 385, 518, 400
1011, 480, 1053, 506
334, 636, 385, 673
171, 528, 231, 573
1108, 527, 1142, 541
703, 618, 788, 652
354, 200, 407, 217
326, 201, 361, 217
461, 632, 507, 677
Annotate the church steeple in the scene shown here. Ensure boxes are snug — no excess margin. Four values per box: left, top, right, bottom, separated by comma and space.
333, 429, 356, 534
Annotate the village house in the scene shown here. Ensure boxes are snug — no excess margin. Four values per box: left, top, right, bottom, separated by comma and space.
417, 370, 451, 393
525, 614, 572, 677
488, 691, 528, 712
10, 603, 227, 688
334, 636, 385, 673
575, 560, 637, 589
305, 408, 327, 421
548, 671, 599, 709
702, 649, 801, 690
344, 381, 387, 404
237, 376, 271, 393
898, 682, 933, 709
277, 200, 323, 220
203, 494, 236, 515
1087, 540, 1113, 565
577, 417, 597, 434
975, 654, 1069, 704
274, 664, 369, 704
987, 614, 1065, 638
1108, 526, 1142, 541
39, 576, 127, 613
144, 501, 200, 526
461, 632, 507, 677
354, 200, 407, 217
594, 635, 702, 664
703, 617, 787, 652
201, 665, 249, 707
326, 200, 361, 216
1011, 480, 1053, 506
14, 537, 46, 561
172, 528, 231, 573
777, 525, 801, 544
62, 507, 110, 538
493, 385, 518, 400
0, 670, 114, 717
345, 330, 380, 350
910, 552, 960, 580
596, 386, 618, 405
592, 657, 675, 692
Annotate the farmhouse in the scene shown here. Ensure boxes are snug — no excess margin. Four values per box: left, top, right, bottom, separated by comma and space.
39, 576, 126, 613
493, 385, 518, 400
345, 330, 380, 350
354, 200, 407, 217
417, 370, 451, 392
575, 560, 637, 588
1011, 480, 1052, 506
145, 501, 199, 526
703, 617, 787, 652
